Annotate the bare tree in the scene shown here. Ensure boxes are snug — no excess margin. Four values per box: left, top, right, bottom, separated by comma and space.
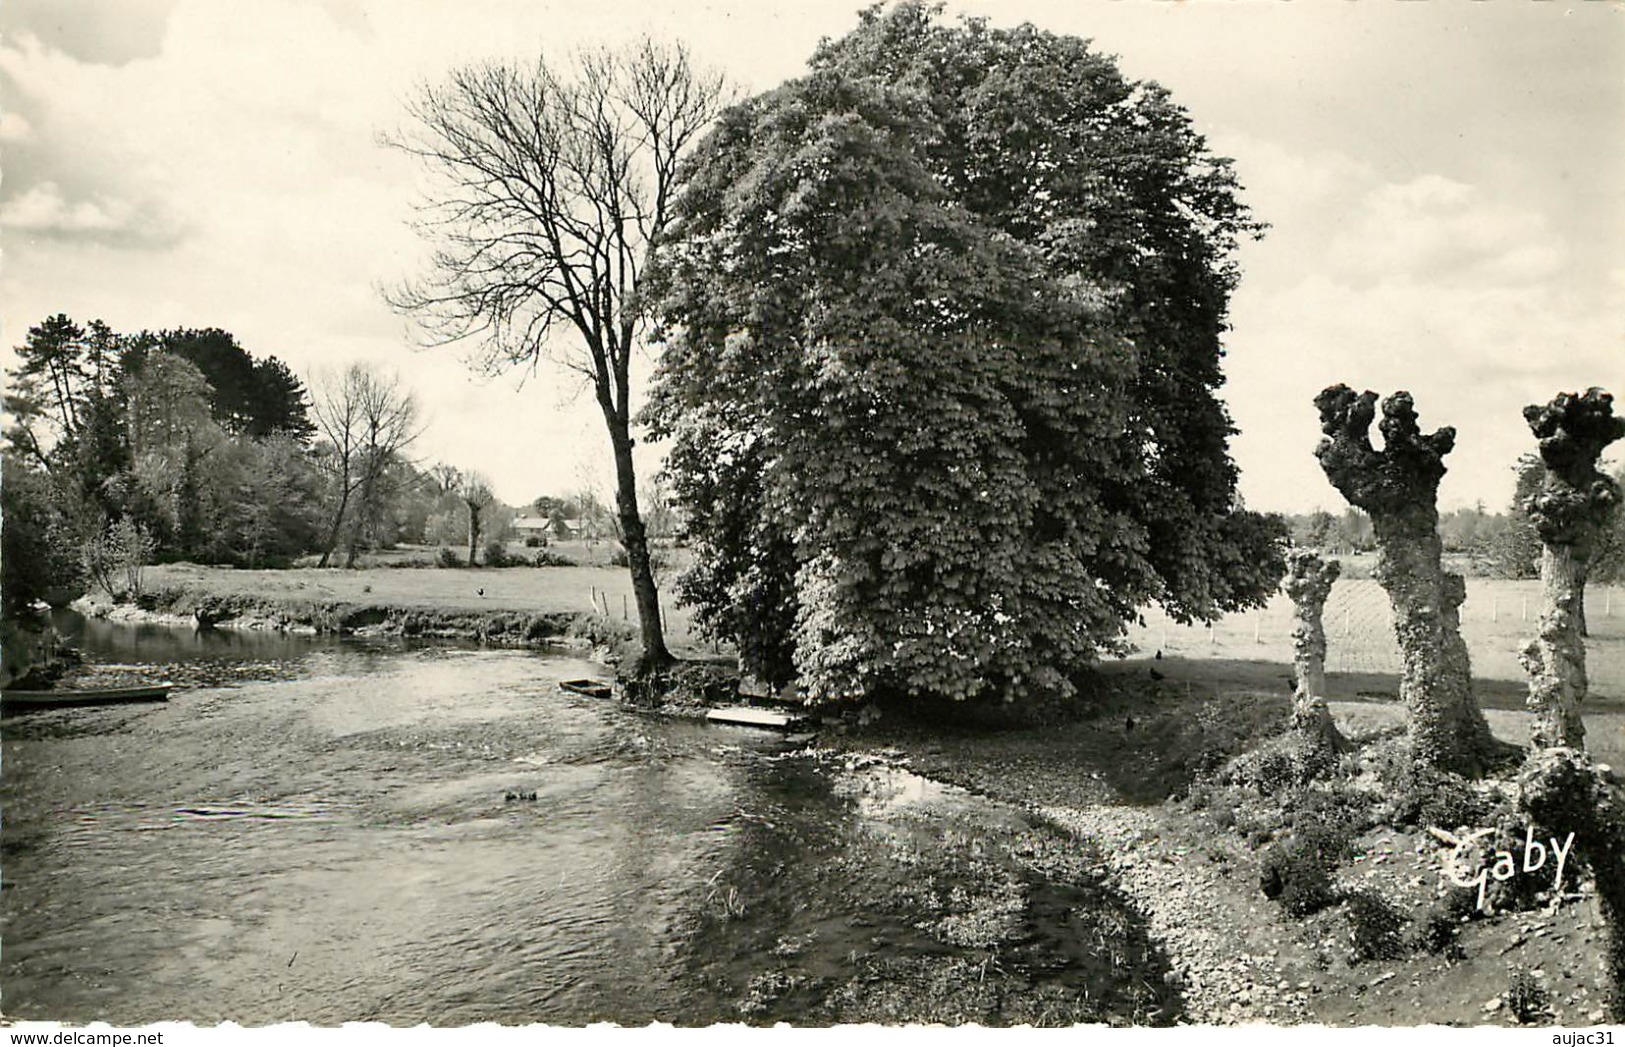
384, 39, 728, 671
1314, 385, 1498, 775
460, 471, 495, 567
1520, 389, 1625, 747
313, 364, 422, 568
1515, 388, 1625, 1020
1284, 548, 1346, 754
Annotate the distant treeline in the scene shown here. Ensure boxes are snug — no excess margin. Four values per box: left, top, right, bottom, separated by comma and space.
0, 314, 516, 614
1282, 458, 1625, 581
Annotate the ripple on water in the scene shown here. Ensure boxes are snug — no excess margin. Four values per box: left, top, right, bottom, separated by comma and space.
5, 626, 1179, 1026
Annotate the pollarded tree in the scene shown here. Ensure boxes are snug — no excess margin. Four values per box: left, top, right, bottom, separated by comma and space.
1519, 388, 1625, 749
1313, 385, 1498, 775
1515, 389, 1625, 1019
1284, 548, 1345, 752
646, 4, 1286, 705
386, 39, 729, 672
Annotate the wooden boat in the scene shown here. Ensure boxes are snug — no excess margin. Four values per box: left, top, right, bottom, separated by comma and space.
705, 705, 812, 731
558, 678, 613, 700
2, 683, 174, 710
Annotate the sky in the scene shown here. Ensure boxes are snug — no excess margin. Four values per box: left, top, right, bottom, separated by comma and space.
2, 0, 1621, 514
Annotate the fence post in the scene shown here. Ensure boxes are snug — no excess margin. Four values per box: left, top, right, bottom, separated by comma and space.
1522, 596, 1528, 622
623, 593, 629, 621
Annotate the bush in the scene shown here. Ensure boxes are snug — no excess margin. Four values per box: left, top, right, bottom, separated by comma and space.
1259, 795, 1359, 918
81, 518, 156, 601
610, 546, 630, 567
436, 547, 462, 568
1259, 842, 1339, 917
1409, 892, 1473, 958
524, 536, 545, 548
1368, 738, 1495, 829
532, 550, 578, 567
1343, 889, 1407, 963
1505, 966, 1550, 1023
483, 541, 511, 568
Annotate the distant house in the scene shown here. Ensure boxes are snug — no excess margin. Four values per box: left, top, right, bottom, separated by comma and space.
511, 516, 553, 542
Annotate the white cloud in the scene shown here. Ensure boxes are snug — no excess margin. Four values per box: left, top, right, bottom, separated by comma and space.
0, 109, 31, 141
0, 180, 181, 246
1326, 174, 1566, 287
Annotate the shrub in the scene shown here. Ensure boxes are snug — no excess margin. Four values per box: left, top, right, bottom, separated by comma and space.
524, 536, 544, 548
1505, 966, 1550, 1023
610, 546, 630, 567
532, 550, 578, 567
1410, 892, 1474, 958
1259, 842, 1338, 917
1343, 889, 1407, 963
483, 540, 511, 568
1368, 738, 1494, 829
81, 518, 156, 601
1259, 794, 1358, 918
436, 547, 462, 568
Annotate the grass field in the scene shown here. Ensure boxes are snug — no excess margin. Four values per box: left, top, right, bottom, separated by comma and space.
1124, 576, 1625, 698
142, 547, 719, 657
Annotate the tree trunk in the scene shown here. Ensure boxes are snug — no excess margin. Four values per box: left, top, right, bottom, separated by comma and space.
317, 487, 351, 569
609, 425, 670, 672
1314, 386, 1497, 776
1285, 549, 1347, 752
1371, 513, 1497, 775
1522, 544, 1589, 748
1517, 389, 1625, 1018
467, 505, 482, 568
342, 474, 374, 570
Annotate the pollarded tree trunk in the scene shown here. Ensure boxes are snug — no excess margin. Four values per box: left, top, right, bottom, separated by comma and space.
1284, 548, 1346, 751
1523, 543, 1590, 747
1519, 388, 1625, 749
1517, 389, 1625, 1020
1314, 385, 1497, 776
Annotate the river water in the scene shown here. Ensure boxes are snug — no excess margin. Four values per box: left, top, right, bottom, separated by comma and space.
1, 614, 1178, 1026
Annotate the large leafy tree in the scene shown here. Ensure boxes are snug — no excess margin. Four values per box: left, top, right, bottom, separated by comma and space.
646, 3, 1285, 704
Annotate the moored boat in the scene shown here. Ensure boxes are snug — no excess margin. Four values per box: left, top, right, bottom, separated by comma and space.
2, 683, 174, 710
558, 678, 613, 700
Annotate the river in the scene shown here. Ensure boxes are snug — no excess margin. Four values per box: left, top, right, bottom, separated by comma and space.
1, 614, 1178, 1026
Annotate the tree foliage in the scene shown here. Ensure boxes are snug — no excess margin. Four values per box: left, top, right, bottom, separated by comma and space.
647, 3, 1286, 704
2, 313, 332, 597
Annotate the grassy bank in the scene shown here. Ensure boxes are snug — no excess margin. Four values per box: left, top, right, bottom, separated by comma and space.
82, 559, 718, 658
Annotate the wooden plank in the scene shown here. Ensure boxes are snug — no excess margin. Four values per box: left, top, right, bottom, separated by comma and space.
705, 706, 803, 729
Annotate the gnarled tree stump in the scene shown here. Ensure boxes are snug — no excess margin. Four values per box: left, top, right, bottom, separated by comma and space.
1520, 388, 1625, 749
1284, 548, 1346, 752
1313, 385, 1497, 776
